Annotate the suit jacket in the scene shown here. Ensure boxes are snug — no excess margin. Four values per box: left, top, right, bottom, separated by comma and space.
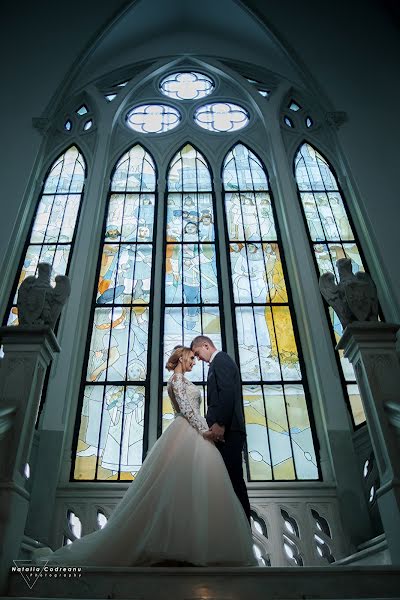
206, 351, 246, 434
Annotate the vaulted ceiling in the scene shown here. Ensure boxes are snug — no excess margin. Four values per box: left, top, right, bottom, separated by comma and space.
72, 0, 302, 90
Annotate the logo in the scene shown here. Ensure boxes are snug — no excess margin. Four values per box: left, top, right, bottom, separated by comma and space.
11, 560, 82, 589
12, 561, 48, 590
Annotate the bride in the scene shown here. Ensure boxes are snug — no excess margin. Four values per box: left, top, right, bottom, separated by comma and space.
33, 346, 256, 567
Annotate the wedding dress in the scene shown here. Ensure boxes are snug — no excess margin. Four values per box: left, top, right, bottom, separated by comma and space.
33, 374, 256, 567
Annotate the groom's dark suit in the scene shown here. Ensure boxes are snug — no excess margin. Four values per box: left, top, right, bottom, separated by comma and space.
206, 351, 251, 521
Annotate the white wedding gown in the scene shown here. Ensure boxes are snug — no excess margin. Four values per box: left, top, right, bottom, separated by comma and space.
34, 374, 256, 567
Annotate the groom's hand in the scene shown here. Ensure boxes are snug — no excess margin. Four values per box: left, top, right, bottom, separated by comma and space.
210, 423, 225, 442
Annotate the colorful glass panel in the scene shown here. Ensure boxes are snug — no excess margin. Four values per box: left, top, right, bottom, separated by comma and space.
160, 72, 214, 100
224, 144, 319, 481
126, 104, 181, 134
295, 142, 366, 426
7, 146, 85, 325
162, 144, 222, 428
194, 103, 249, 132
73, 145, 156, 481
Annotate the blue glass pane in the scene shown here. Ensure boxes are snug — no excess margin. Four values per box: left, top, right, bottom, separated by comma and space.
112, 146, 156, 193
296, 144, 337, 191
77, 105, 88, 116
92, 385, 145, 480
165, 243, 217, 306
166, 193, 214, 242
194, 103, 249, 133
263, 385, 295, 480
284, 384, 318, 479
289, 101, 301, 112
168, 145, 212, 192
43, 146, 85, 194
160, 71, 214, 100
126, 104, 181, 134
225, 193, 276, 241
223, 145, 268, 191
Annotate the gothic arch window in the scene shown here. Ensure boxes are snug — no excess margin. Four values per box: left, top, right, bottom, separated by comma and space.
4, 145, 86, 326
223, 144, 319, 481
161, 144, 222, 429
65, 65, 325, 485
73, 144, 157, 481
294, 142, 366, 427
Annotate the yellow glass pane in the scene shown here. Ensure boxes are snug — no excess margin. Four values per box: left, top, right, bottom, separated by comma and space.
348, 384, 366, 426
243, 385, 272, 480
272, 306, 300, 380
265, 243, 288, 303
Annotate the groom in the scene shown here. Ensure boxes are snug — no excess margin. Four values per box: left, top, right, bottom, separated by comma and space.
190, 335, 251, 522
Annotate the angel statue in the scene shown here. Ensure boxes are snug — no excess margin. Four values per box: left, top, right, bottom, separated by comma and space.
17, 263, 71, 329
319, 258, 378, 328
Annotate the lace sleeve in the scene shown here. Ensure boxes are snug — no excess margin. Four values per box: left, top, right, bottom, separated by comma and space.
171, 376, 209, 434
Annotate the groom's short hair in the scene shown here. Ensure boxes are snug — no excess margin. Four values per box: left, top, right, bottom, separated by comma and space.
190, 335, 216, 349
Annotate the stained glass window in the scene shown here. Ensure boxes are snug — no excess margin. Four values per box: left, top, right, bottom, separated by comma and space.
160, 72, 214, 100
76, 105, 88, 116
6, 146, 85, 326
73, 145, 156, 481
223, 144, 319, 481
295, 142, 366, 426
194, 103, 249, 132
289, 101, 301, 112
162, 144, 222, 431
126, 104, 181, 133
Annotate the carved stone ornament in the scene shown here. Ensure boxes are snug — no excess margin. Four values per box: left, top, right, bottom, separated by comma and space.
16, 263, 71, 329
32, 117, 52, 135
319, 258, 378, 328
324, 111, 348, 130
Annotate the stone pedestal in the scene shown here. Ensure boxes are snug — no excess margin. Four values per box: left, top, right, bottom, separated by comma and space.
0, 326, 60, 593
337, 322, 400, 564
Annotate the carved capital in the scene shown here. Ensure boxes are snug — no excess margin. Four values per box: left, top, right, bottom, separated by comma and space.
32, 117, 52, 135
324, 111, 348, 130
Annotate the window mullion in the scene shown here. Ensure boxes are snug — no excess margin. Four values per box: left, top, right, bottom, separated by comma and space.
147, 172, 167, 450
213, 173, 236, 356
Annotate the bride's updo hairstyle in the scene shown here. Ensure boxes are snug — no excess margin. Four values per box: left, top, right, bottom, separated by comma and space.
166, 346, 192, 371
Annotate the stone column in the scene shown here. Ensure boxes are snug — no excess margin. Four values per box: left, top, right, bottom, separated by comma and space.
0, 326, 60, 593
337, 322, 400, 564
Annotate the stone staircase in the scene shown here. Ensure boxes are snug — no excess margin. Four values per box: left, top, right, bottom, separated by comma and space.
4, 565, 400, 600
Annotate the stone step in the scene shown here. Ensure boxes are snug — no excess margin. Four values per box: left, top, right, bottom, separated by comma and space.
4, 565, 400, 600
335, 534, 390, 566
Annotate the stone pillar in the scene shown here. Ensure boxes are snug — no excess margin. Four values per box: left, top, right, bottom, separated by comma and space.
0, 326, 60, 593
337, 322, 400, 564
